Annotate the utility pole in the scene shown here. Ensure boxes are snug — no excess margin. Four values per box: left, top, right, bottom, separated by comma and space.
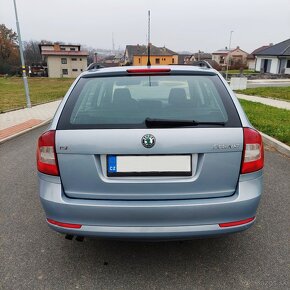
112, 32, 115, 53
225, 30, 234, 81
13, 0, 31, 108
147, 10, 151, 66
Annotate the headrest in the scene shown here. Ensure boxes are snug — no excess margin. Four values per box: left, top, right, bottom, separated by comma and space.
168, 88, 187, 106
113, 88, 132, 103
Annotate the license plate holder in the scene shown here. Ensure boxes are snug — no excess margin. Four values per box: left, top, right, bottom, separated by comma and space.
107, 155, 192, 177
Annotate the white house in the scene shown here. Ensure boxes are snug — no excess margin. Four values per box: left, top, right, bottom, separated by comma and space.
254, 39, 290, 74
247, 45, 270, 70
39, 43, 88, 78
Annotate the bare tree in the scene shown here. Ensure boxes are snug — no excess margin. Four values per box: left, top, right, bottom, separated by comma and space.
23, 40, 42, 65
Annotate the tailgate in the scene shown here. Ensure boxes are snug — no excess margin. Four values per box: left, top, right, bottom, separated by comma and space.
56, 128, 243, 200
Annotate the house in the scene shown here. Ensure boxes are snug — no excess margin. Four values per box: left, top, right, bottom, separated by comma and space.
123, 44, 178, 66
39, 43, 88, 78
247, 46, 270, 70
253, 39, 290, 74
178, 54, 192, 65
178, 52, 212, 65
96, 54, 123, 68
212, 46, 248, 69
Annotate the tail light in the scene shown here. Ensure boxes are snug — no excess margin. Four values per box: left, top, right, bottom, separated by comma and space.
37, 130, 59, 176
241, 128, 264, 174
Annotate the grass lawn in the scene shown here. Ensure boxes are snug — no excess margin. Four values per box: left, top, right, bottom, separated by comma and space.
0, 77, 74, 112
235, 86, 290, 102
240, 99, 290, 146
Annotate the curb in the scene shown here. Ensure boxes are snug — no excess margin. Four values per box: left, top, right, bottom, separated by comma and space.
261, 132, 290, 158
0, 119, 51, 144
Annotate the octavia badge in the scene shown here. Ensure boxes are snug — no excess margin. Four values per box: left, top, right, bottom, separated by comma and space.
142, 134, 155, 148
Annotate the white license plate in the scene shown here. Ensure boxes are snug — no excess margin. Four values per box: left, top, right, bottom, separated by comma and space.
107, 155, 192, 176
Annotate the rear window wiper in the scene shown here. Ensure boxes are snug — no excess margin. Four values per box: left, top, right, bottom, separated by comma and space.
145, 118, 226, 128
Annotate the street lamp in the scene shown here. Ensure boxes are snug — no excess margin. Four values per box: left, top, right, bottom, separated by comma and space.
225, 30, 234, 81
13, 0, 31, 108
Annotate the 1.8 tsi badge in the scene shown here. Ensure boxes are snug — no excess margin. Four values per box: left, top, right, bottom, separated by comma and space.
142, 134, 156, 148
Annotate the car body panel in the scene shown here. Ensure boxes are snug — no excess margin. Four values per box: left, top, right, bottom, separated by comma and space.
56, 128, 243, 200
39, 170, 262, 239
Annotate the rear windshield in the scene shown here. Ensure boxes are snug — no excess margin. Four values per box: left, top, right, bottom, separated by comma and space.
57, 74, 241, 129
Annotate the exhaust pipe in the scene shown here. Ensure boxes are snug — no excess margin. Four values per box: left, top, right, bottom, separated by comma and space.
65, 234, 84, 242
65, 234, 74, 240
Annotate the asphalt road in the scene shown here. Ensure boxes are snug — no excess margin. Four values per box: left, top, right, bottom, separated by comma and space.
1, 126, 289, 290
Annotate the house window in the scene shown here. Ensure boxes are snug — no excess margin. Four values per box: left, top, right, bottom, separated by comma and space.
60, 47, 66, 51
61, 58, 67, 64
286, 60, 290, 68
70, 48, 76, 51
156, 58, 160, 64
138, 58, 141, 64
62, 69, 68, 75
172, 58, 174, 63
71, 58, 77, 61
80, 58, 82, 61
72, 69, 78, 72
80, 69, 83, 72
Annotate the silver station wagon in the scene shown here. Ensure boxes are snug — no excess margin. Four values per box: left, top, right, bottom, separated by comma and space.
37, 65, 264, 240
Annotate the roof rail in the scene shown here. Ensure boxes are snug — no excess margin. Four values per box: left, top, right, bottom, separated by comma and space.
86, 63, 105, 71
191, 60, 212, 69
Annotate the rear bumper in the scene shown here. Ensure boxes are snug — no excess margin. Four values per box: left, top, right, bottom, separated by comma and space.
38, 171, 263, 239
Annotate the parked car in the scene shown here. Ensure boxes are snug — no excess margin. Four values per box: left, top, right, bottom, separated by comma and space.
37, 65, 264, 240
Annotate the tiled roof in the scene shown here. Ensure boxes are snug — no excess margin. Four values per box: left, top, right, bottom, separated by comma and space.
125, 44, 177, 62
41, 50, 88, 56
40, 44, 81, 47
193, 52, 212, 60
251, 45, 270, 55
212, 49, 230, 55
254, 39, 290, 56
212, 47, 248, 55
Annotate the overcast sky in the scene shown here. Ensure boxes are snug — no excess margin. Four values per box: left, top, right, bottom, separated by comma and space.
1, 0, 289, 53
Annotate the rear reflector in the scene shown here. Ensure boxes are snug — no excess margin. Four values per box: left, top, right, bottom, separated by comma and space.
241, 128, 264, 174
219, 217, 255, 228
47, 219, 82, 229
127, 68, 171, 74
37, 130, 59, 176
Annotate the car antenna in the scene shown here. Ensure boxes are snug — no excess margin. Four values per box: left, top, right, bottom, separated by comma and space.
147, 10, 151, 66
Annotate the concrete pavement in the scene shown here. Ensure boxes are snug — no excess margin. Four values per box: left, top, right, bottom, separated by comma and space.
247, 79, 290, 88
0, 100, 61, 143
236, 93, 290, 110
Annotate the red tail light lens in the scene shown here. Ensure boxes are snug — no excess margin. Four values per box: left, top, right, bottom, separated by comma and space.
219, 217, 255, 228
37, 130, 59, 176
127, 68, 171, 74
241, 128, 264, 174
47, 219, 82, 229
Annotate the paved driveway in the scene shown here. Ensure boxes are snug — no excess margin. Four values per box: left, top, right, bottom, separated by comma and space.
1, 126, 289, 290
